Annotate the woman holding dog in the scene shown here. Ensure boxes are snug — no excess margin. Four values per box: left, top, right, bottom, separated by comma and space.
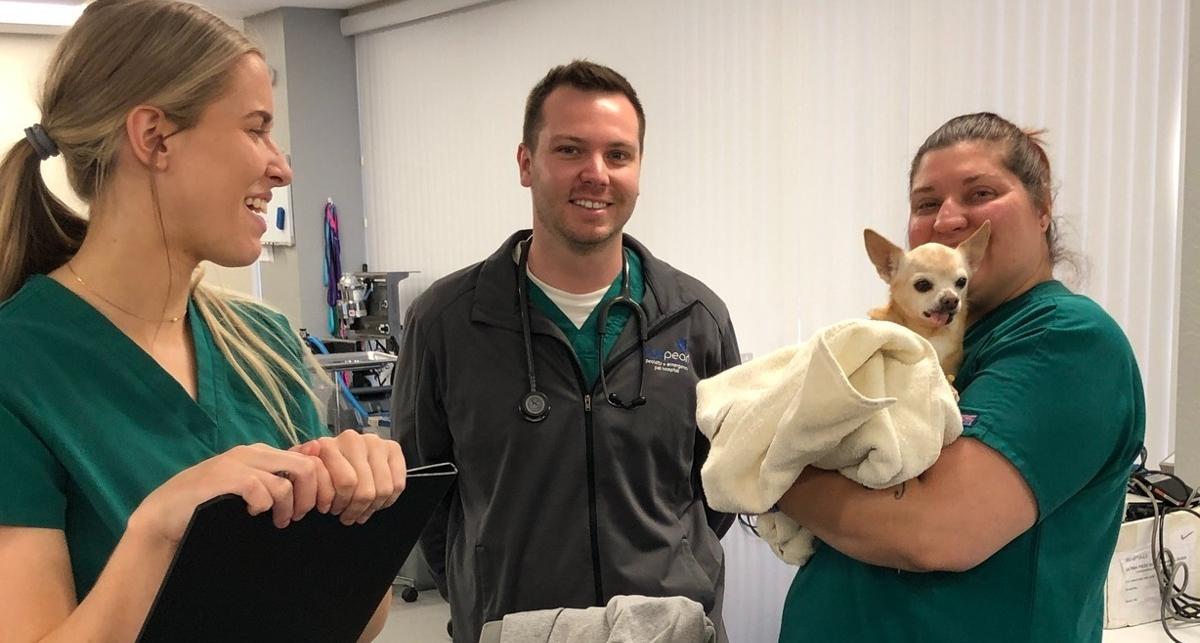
0, 1, 405, 640
774, 112, 1145, 642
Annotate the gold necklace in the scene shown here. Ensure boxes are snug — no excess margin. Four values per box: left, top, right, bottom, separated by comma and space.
65, 262, 183, 324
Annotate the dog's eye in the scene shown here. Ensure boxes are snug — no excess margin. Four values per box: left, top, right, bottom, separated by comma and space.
955, 277, 968, 289
913, 279, 933, 293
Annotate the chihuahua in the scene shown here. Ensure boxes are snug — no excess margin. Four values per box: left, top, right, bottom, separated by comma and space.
862, 221, 991, 381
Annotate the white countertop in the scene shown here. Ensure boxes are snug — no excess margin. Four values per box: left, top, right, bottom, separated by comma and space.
1105, 620, 1200, 641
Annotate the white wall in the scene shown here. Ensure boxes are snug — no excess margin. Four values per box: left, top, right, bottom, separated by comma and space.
356, 0, 1186, 462
1176, 0, 1200, 485
0, 33, 84, 214
0, 32, 256, 296
354, 1, 1189, 639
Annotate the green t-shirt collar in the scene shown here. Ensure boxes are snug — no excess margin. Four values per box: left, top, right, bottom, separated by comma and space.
526, 248, 645, 388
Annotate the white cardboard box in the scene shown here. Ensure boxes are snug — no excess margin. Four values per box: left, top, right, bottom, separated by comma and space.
1104, 509, 1200, 629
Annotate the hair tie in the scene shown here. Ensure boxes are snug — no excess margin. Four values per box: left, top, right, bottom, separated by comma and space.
23, 124, 60, 161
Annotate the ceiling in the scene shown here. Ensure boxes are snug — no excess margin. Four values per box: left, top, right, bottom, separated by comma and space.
7, 0, 370, 22
201, 0, 366, 19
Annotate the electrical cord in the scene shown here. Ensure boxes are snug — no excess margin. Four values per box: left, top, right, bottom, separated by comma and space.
1126, 469, 1200, 642
368, 338, 395, 388
737, 512, 760, 537
1135, 444, 1149, 472
304, 334, 371, 425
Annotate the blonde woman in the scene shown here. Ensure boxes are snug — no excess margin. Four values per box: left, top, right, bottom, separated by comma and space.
0, 1, 405, 640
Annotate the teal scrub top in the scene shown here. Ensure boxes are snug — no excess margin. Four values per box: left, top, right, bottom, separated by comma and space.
527, 247, 645, 388
0, 275, 325, 599
779, 280, 1145, 643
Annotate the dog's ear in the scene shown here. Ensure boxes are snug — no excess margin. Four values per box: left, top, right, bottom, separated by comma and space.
864, 228, 905, 282
957, 220, 992, 272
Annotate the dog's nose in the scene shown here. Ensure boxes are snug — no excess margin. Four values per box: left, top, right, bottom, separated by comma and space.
940, 294, 959, 310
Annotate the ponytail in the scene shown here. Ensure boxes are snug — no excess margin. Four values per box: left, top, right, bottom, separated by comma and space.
9, 0, 326, 444
0, 137, 87, 300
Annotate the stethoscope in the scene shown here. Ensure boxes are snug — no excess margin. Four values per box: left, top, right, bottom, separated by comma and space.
516, 239, 649, 423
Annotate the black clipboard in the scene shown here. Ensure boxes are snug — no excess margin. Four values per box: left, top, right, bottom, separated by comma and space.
136, 462, 456, 643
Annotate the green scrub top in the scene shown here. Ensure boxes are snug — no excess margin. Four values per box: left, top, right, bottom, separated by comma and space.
0, 275, 325, 599
779, 280, 1145, 643
527, 247, 645, 388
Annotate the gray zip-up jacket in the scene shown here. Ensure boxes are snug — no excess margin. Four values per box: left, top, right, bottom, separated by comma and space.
392, 231, 740, 643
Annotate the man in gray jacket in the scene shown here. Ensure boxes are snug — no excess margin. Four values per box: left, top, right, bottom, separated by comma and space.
392, 60, 740, 643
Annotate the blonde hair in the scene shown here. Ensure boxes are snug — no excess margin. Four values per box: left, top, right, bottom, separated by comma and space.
0, 0, 323, 443
193, 278, 326, 444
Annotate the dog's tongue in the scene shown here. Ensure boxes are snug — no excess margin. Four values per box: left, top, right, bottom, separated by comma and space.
929, 311, 951, 326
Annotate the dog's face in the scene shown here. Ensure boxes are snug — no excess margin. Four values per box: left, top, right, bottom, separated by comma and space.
864, 221, 991, 329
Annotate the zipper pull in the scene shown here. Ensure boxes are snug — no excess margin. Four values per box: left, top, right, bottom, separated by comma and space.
584, 394, 591, 412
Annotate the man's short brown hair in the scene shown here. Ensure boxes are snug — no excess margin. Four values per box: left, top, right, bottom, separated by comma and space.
522, 60, 645, 152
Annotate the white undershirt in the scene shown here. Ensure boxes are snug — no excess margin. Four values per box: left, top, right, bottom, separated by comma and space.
526, 271, 607, 329
513, 241, 607, 329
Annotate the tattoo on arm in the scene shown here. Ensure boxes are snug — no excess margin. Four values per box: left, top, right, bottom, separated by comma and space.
894, 481, 907, 500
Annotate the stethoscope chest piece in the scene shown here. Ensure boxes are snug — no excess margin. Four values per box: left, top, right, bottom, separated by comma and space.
520, 390, 550, 423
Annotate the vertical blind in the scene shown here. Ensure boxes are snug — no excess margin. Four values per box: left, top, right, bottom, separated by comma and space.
354, 1, 1188, 639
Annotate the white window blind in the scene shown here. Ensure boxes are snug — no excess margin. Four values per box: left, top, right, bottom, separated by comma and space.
354, 2, 1188, 639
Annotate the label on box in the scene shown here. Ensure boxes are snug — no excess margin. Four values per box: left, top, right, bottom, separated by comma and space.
1106, 519, 1197, 627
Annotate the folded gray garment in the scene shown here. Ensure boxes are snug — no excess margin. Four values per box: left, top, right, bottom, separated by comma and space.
498, 595, 716, 643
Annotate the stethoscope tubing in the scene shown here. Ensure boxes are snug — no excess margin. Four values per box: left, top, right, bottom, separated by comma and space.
515, 238, 647, 422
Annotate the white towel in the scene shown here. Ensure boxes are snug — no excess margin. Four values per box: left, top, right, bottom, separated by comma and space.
696, 319, 962, 565
497, 595, 715, 643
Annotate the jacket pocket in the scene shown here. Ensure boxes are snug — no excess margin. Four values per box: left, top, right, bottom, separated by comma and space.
475, 544, 495, 616
678, 536, 716, 612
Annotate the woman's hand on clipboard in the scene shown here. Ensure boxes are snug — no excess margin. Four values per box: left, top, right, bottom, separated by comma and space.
290, 430, 408, 526
128, 444, 334, 545
127, 431, 408, 547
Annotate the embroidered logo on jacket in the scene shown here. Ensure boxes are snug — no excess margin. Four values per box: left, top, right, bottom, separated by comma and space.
644, 339, 692, 375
